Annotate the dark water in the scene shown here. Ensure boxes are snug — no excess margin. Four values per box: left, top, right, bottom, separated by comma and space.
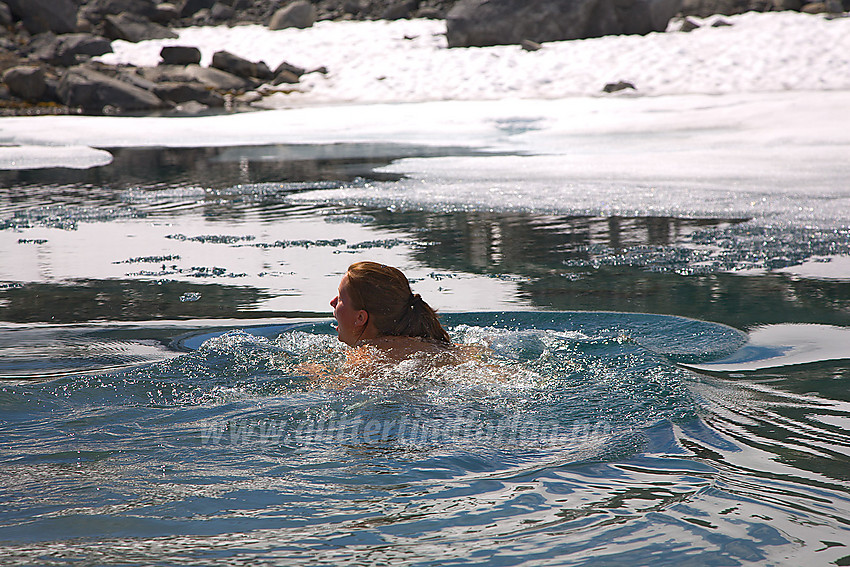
1, 144, 849, 565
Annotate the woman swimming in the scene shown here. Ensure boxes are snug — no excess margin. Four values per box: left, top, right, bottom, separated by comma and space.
301, 261, 490, 386
330, 261, 451, 356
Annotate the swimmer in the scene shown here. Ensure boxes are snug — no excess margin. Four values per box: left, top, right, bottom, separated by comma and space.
331, 261, 452, 358
297, 261, 493, 386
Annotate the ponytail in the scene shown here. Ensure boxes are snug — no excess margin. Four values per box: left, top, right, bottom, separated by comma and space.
346, 262, 451, 345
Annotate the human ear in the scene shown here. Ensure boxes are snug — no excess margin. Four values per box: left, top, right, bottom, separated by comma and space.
355, 309, 368, 327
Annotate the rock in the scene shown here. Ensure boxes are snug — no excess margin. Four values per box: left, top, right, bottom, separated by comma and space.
138, 64, 196, 83
0, 3, 12, 27
2, 65, 47, 100
269, 1, 316, 30
711, 17, 733, 26
343, 0, 365, 15
4, 0, 78, 34
160, 46, 202, 65
772, 0, 802, 9
58, 64, 167, 113
417, 7, 446, 18
179, 0, 217, 18
153, 3, 182, 24
153, 81, 225, 106
382, 0, 421, 19
184, 64, 250, 91
210, 2, 235, 20
211, 50, 273, 80
801, 1, 828, 11
272, 70, 300, 85
235, 90, 262, 104
273, 60, 306, 78
28, 33, 113, 66
603, 80, 636, 92
173, 100, 209, 114
446, 0, 682, 48
520, 39, 542, 51
678, 16, 701, 31
103, 13, 178, 43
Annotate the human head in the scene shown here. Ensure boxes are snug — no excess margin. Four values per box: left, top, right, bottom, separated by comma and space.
330, 261, 450, 346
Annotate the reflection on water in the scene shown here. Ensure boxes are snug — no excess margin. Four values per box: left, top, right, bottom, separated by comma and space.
1, 143, 849, 566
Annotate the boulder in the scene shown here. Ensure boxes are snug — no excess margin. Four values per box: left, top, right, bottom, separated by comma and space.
603, 80, 636, 92
0, 3, 12, 27
139, 64, 196, 83
58, 65, 167, 113
184, 64, 250, 91
28, 33, 113, 66
211, 50, 273, 80
103, 13, 178, 43
273, 60, 306, 78
210, 2, 235, 21
153, 3, 182, 24
153, 81, 225, 106
2, 65, 47, 100
382, 0, 421, 19
446, 0, 681, 48
81, 0, 159, 19
160, 46, 202, 65
269, 1, 316, 30
4, 0, 78, 34
179, 0, 217, 18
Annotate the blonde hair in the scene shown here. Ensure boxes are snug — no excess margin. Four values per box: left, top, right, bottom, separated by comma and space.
345, 261, 451, 344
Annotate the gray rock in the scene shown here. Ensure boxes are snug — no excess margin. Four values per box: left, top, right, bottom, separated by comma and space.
153, 81, 225, 106
173, 100, 209, 114
447, 0, 607, 47
520, 39, 542, 51
603, 80, 636, 92
179, 0, 217, 18
28, 33, 113, 67
417, 7, 446, 18
2, 65, 47, 100
210, 2, 235, 20
382, 0, 421, 19
103, 13, 178, 43
211, 50, 273, 80
184, 64, 250, 91
138, 65, 196, 83
446, 0, 681, 48
0, 3, 12, 27
269, 1, 316, 30
273, 60, 306, 77
84, 0, 159, 19
4, 0, 78, 34
153, 3, 182, 24
272, 70, 300, 85
343, 0, 366, 15
160, 46, 202, 65
58, 65, 167, 113
678, 16, 701, 31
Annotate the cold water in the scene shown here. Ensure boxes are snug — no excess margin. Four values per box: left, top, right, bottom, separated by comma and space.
1, 142, 849, 566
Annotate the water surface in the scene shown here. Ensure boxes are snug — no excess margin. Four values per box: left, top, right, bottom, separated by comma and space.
1, 141, 849, 566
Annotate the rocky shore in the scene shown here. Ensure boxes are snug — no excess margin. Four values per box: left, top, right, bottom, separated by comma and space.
1, 0, 846, 116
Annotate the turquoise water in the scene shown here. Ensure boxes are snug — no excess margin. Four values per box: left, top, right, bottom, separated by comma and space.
1, 145, 850, 565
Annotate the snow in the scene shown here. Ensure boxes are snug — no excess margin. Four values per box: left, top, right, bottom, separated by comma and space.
0, 12, 848, 228
92, 12, 850, 105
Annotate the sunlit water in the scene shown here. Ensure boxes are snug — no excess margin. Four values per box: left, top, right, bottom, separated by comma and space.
1, 140, 849, 565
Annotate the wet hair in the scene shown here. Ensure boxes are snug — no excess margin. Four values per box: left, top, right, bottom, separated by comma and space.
345, 261, 451, 344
